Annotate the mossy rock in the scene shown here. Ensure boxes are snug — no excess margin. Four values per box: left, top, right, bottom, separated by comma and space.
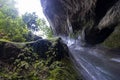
0, 38, 82, 80
103, 26, 120, 48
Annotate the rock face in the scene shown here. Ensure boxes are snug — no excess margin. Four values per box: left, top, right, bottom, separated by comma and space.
0, 38, 68, 62
30, 38, 68, 60
31, 39, 52, 58
40, 0, 120, 45
0, 42, 21, 62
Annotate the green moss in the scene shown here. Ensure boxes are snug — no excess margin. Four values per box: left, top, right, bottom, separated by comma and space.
0, 39, 11, 43
48, 37, 61, 42
48, 59, 80, 80
0, 39, 81, 80
103, 26, 120, 48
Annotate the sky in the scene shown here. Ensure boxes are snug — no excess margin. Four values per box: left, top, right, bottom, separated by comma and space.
14, 0, 49, 37
15, 0, 46, 19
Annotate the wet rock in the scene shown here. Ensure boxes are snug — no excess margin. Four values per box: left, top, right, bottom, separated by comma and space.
81, 27, 115, 45
31, 38, 68, 59
0, 43, 4, 57
40, 0, 119, 45
49, 38, 69, 60
0, 42, 21, 61
31, 39, 52, 58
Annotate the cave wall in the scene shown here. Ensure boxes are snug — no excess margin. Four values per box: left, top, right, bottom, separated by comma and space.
41, 0, 96, 36
40, 0, 120, 45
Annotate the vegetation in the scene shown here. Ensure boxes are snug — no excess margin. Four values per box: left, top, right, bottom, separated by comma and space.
0, 0, 80, 80
0, 0, 28, 42
2, 0, 120, 80
0, 39, 80, 80
0, 0, 53, 42
22, 12, 53, 38
103, 25, 120, 48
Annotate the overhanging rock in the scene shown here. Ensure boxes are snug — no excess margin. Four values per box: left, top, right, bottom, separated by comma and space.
40, 0, 120, 45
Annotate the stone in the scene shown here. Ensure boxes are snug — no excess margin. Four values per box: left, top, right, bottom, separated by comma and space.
40, 0, 120, 45
31, 39, 52, 58
0, 42, 21, 61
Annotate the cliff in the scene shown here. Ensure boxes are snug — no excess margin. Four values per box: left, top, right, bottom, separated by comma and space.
40, 0, 120, 45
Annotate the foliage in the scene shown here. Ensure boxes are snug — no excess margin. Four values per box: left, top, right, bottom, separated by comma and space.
0, 0, 80, 80
0, 39, 80, 80
48, 59, 81, 80
22, 12, 39, 31
0, 0, 53, 42
37, 18, 53, 38
0, 0, 28, 42
22, 12, 53, 38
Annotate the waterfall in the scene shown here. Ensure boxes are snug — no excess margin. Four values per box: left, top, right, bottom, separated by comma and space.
67, 17, 73, 34
62, 37, 120, 80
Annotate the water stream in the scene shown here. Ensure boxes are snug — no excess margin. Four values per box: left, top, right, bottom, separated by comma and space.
62, 37, 120, 80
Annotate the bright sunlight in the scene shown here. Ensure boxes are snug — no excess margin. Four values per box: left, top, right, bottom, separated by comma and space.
15, 0, 50, 38
15, 0, 45, 18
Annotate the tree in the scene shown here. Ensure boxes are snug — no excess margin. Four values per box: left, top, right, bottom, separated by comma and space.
22, 12, 53, 38
22, 12, 39, 31
0, 0, 28, 42
37, 18, 53, 38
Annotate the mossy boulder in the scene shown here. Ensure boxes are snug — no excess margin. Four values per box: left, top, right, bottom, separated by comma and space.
28, 38, 69, 60
31, 39, 52, 58
0, 42, 21, 61
0, 38, 81, 80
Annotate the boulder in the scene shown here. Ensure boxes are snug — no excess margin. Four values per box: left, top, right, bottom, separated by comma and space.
30, 38, 68, 59
31, 39, 52, 58
0, 42, 21, 61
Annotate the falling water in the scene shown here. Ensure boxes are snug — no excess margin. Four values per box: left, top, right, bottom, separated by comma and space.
62, 37, 120, 80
